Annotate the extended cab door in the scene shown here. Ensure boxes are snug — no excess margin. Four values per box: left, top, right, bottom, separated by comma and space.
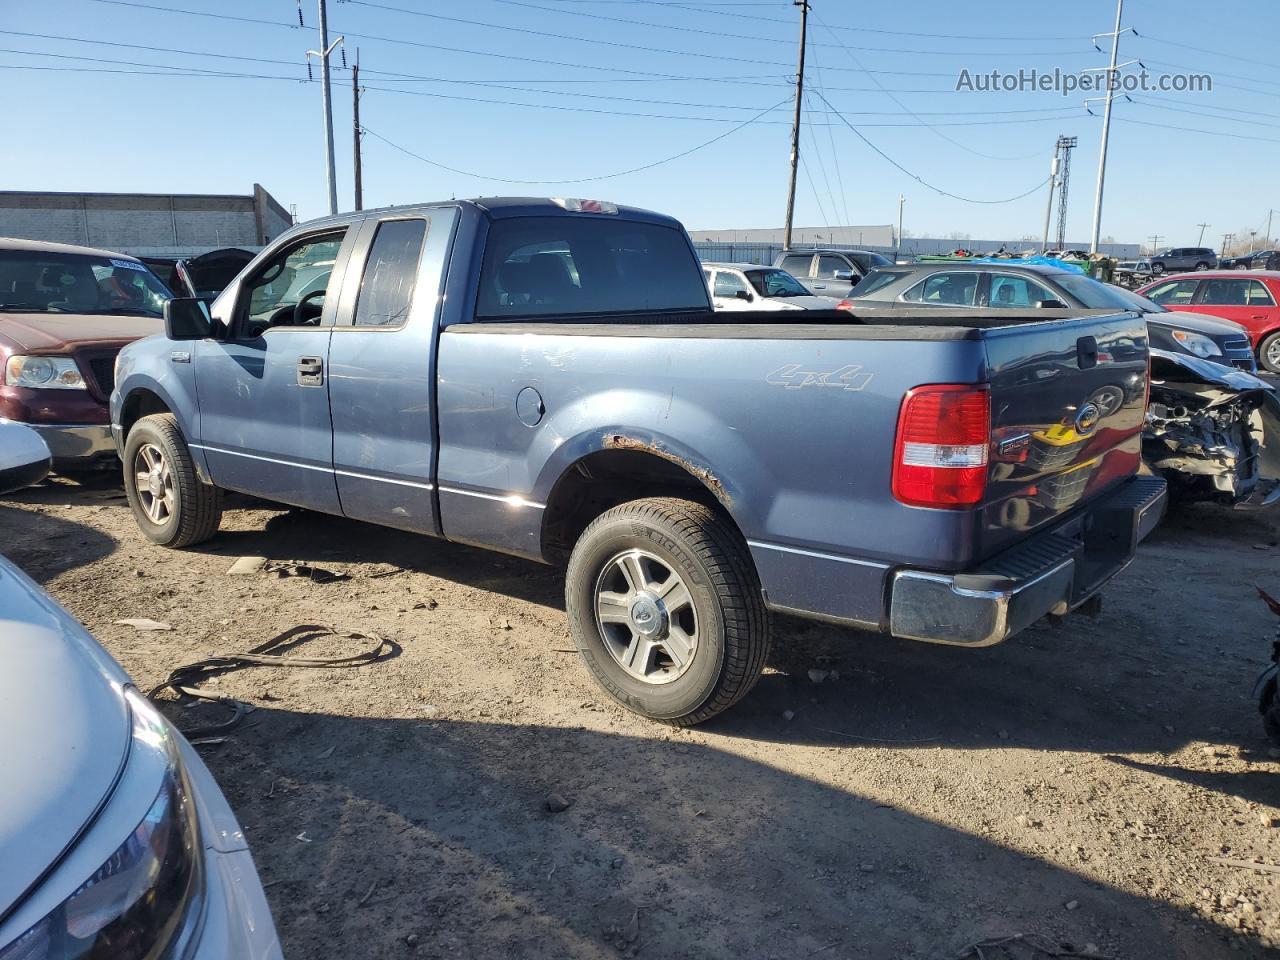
193, 225, 356, 513
327, 207, 459, 534
809, 253, 859, 298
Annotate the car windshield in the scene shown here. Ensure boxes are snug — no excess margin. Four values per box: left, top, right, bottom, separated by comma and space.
744, 269, 809, 297
1052, 273, 1136, 310
0, 249, 172, 316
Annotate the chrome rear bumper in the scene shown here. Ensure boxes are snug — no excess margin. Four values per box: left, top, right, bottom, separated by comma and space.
889, 475, 1167, 646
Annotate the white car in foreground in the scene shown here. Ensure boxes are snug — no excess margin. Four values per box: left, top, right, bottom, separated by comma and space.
0, 421, 282, 960
702, 262, 850, 312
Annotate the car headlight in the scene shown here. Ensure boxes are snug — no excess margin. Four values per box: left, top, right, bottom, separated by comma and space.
1171, 330, 1223, 358
0, 690, 204, 960
4, 356, 86, 390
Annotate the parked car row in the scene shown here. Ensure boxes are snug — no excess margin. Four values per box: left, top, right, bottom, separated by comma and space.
1137, 271, 1280, 373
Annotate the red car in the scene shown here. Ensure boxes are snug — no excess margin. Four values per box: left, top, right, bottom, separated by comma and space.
1137, 270, 1280, 373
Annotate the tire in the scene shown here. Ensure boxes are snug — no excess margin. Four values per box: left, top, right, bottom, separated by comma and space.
1259, 331, 1280, 375
1195, 262, 1210, 271
565, 497, 770, 726
123, 413, 222, 548
1151, 262, 1165, 274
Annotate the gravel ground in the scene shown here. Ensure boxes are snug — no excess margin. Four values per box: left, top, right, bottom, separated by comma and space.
3, 477, 1279, 960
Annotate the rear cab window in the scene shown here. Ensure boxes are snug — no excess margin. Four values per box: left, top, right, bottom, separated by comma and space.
352, 219, 428, 327
779, 254, 813, 277
476, 216, 709, 319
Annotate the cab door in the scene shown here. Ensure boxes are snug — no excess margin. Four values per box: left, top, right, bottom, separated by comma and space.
193, 225, 357, 513
327, 208, 458, 534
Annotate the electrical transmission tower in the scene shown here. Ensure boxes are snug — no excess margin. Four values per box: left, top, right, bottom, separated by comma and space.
1053, 135, 1078, 251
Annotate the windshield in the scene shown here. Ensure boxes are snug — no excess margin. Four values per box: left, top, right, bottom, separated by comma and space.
0, 249, 172, 316
744, 269, 809, 297
1052, 273, 1137, 310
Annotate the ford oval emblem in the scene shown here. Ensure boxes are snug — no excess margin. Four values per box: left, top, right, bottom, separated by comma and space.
1074, 402, 1102, 435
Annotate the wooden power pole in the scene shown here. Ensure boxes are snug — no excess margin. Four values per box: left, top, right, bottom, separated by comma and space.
352, 59, 363, 211
782, 0, 809, 251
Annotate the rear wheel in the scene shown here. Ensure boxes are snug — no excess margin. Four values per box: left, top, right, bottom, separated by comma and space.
565, 497, 769, 726
1195, 261, 1211, 271
123, 414, 222, 547
1152, 262, 1165, 274
1259, 332, 1280, 375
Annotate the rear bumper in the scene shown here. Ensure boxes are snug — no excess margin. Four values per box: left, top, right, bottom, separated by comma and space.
888, 475, 1167, 646
28, 423, 117, 468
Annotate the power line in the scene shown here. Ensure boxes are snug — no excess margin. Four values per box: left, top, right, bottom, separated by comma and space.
813, 90, 1055, 205
466, 0, 1092, 56
1116, 115, 1280, 145
1140, 32, 1279, 71
358, 97, 790, 182
811, 10, 1045, 162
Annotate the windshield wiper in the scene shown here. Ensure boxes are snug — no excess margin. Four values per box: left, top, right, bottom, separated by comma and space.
75, 307, 162, 317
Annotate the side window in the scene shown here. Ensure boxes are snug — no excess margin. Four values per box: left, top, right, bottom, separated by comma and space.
989, 274, 1055, 307
816, 255, 850, 278
713, 271, 751, 298
1200, 278, 1250, 306
780, 254, 812, 276
903, 272, 979, 306
1247, 280, 1276, 306
353, 219, 428, 327
243, 231, 346, 332
1144, 279, 1199, 305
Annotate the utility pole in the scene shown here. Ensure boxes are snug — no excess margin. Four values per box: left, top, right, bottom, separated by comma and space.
1087, 0, 1131, 255
1249, 231, 1258, 253
352, 56, 363, 211
782, 0, 809, 251
1149, 234, 1162, 256
1196, 221, 1210, 246
1041, 148, 1060, 254
896, 193, 904, 262
306, 0, 344, 216
1053, 135, 1077, 251
1267, 209, 1274, 247
1222, 232, 1234, 257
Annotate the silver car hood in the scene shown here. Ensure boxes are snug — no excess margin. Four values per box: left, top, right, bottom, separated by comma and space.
0, 556, 131, 920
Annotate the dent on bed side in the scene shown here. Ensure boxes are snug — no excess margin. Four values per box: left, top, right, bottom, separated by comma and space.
601, 432, 733, 508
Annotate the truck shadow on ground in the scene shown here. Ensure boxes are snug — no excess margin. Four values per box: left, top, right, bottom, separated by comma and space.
197, 707, 1261, 960
136, 503, 1280, 810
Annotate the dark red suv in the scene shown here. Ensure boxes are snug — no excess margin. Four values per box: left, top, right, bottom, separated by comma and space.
0, 238, 168, 469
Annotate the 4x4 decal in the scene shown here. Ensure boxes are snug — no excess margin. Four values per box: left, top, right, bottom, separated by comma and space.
766, 363, 874, 392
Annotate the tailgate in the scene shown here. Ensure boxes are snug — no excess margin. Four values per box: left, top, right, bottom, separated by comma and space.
980, 311, 1148, 558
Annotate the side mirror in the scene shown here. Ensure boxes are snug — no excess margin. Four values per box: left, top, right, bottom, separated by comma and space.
164, 297, 213, 340
833, 270, 855, 282
735, 289, 754, 301
1035, 299, 1069, 309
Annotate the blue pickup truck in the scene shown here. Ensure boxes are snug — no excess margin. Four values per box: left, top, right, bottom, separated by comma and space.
111, 197, 1165, 725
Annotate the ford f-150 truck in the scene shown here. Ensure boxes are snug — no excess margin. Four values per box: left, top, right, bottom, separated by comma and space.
110, 197, 1166, 725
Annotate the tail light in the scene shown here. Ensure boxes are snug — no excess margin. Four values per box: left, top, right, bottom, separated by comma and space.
892, 384, 990, 508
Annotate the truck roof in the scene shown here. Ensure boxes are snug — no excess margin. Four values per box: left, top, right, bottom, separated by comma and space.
294, 197, 683, 230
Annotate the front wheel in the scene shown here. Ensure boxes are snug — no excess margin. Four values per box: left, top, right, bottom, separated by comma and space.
565, 497, 770, 726
1259, 332, 1280, 375
1195, 262, 1211, 271
1151, 262, 1165, 274
123, 413, 222, 547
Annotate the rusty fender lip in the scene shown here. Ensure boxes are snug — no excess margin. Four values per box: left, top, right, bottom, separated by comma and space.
601, 433, 733, 508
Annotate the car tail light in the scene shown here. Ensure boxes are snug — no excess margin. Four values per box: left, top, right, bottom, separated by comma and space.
892, 384, 990, 508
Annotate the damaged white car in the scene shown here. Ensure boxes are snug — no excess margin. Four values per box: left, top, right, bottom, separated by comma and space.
1145, 350, 1280, 508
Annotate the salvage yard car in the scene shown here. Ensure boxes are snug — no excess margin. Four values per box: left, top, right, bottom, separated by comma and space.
702, 261, 849, 312
1137, 271, 1280, 373
0, 420, 283, 960
111, 197, 1165, 725
774, 248, 892, 298
0, 238, 170, 469
848, 263, 1280, 508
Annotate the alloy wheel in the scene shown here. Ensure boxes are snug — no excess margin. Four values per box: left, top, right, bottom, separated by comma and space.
594, 548, 699, 684
135, 443, 175, 524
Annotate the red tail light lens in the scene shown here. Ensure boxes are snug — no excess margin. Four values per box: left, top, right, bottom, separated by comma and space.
892, 384, 990, 508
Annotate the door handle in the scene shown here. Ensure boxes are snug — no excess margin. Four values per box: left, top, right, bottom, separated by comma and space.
297, 355, 324, 387
812, 284, 826, 290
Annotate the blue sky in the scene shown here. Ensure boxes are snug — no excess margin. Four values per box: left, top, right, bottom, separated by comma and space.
5, 0, 1278, 248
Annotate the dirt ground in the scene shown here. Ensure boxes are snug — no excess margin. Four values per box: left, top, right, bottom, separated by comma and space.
3, 476, 1280, 960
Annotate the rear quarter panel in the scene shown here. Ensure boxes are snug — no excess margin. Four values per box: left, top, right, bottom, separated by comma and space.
435, 324, 991, 628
